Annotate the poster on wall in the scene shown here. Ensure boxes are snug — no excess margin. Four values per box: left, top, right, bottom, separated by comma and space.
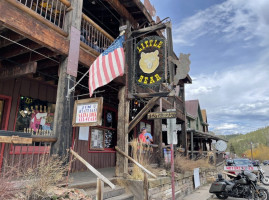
79, 126, 89, 141
135, 36, 165, 88
90, 128, 104, 150
72, 97, 103, 127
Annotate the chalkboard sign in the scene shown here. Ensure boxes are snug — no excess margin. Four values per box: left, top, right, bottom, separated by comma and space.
90, 128, 104, 150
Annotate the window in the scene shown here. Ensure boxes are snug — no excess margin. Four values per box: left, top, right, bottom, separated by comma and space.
88, 106, 117, 152
188, 118, 191, 128
196, 118, 199, 130
15, 96, 55, 134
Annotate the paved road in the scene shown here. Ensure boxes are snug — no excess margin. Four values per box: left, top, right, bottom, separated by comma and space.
210, 165, 269, 200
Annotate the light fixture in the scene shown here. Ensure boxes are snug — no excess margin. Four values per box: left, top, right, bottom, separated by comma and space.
91, 0, 96, 5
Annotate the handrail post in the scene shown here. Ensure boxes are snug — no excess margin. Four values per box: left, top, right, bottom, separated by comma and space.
143, 172, 149, 200
96, 178, 104, 200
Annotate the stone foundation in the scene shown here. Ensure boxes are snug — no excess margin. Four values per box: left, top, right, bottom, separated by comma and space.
121, 162, 224, 200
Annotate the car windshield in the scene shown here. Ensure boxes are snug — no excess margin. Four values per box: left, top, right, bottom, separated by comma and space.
233, 159, 250, 166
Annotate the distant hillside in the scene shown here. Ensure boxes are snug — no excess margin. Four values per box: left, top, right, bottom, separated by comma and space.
218, 134, 243, 141
227, 126, 269, 156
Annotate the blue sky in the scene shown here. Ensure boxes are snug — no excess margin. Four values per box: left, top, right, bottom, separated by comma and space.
149, 0, 269, 135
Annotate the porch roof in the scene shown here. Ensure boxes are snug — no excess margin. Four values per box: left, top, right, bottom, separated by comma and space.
187, 129, 228, 142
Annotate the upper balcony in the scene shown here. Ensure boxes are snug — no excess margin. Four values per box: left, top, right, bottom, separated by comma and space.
0, 0, 116, 72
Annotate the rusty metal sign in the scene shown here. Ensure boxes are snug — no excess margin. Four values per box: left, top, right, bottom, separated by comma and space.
147, 111, 176, 120
135, 36, 165, 88
67, 26, 81, 77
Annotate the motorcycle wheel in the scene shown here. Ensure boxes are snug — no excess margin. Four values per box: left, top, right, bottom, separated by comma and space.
261, 176, 269, 186
216, 194, 228, 199
257, 189, 269, 200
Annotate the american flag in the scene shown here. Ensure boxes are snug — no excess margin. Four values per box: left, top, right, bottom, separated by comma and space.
88, 35, 125, 96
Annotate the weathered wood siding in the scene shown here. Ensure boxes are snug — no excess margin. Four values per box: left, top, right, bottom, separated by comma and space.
0, 77, 57, 131
71, 128, 116, 172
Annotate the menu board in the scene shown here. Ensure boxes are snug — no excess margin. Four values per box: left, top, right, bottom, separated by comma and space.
90, 128, 104, 150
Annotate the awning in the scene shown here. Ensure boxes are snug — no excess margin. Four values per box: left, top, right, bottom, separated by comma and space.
187, 129, 228, 142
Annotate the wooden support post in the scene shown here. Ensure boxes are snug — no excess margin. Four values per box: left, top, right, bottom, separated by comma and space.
154, 105, 163, 167
96, 178, 104, 200
166, 22, 174, 83
191, 131, 194, 159
116, 86, 129, 177
51, 0, 83, 156
180, 84, 187, 156
143, 172, 149, 200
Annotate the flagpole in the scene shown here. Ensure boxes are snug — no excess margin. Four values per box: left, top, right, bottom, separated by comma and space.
66, 67, 90, 98
67, 30, 125, 99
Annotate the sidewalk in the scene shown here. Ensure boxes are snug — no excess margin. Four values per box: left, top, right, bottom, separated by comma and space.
183, 184, 214, 200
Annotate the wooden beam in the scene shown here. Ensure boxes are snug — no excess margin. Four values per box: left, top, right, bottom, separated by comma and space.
128, 96, 160, 133
0, 1, 69, 55
133, 92, 170, 98
6, 0, 68, 37
104, 0, 138, 29
0, 135, 32, 144
11, 48, 58, 64
115, 146, 157, 178
0, 40, 41, 59
31, 136, 57, 143
0, 1, 100, 68
0, 62, 37, 80
129, 23, 166, 37
0, 30, 25, 48
37, 59, 59, 70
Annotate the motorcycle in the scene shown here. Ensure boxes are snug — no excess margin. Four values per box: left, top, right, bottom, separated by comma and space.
209, 170, 269, 199
257, 165, 269, 186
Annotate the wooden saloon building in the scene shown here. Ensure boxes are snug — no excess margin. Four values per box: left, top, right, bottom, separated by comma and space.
0, 0, 192, 177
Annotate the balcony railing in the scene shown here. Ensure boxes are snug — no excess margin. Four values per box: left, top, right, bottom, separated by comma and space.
80, 14, 114, 54
14, 0, 71, 32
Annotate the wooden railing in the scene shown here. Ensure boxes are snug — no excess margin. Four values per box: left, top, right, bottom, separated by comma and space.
7, 0, 70, 36
70, 149, 115, 200
115, 146, 157, 200
80, 14, 114, 55
0, 132, 57, 174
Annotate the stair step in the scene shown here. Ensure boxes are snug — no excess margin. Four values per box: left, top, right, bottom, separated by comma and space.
85, 186, 126, 200
105, 193, 134, 200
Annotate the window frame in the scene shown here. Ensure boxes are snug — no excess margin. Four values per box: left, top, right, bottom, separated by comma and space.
88, 105, 117, 153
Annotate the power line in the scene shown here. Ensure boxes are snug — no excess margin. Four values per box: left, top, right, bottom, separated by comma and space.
0, 34, 59, 64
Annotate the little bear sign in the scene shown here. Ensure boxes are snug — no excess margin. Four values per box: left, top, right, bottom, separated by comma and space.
135, 36, 165, 87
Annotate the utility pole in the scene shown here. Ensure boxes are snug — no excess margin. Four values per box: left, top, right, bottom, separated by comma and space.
250, 142, 253, 161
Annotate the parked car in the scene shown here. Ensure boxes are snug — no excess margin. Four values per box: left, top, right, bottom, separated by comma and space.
225, 158, 254, 177
233, 158, 254, 167
252, 160, 260, 166
263, 160, 269, 165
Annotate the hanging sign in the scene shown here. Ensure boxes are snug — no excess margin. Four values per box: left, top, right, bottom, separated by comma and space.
147, 111, 176, 119
72, 97, 103, 127
135, 36, 165, 87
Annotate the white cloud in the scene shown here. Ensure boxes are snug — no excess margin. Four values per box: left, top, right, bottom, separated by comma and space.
215, 123, 238, 130
173, 0, 269, 46
186, 56, 269, 134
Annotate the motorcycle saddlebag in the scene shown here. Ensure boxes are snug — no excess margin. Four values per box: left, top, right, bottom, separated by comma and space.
209, 181, 226, 193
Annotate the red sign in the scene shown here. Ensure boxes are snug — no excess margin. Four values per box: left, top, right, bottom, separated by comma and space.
224, 166, 258, 171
